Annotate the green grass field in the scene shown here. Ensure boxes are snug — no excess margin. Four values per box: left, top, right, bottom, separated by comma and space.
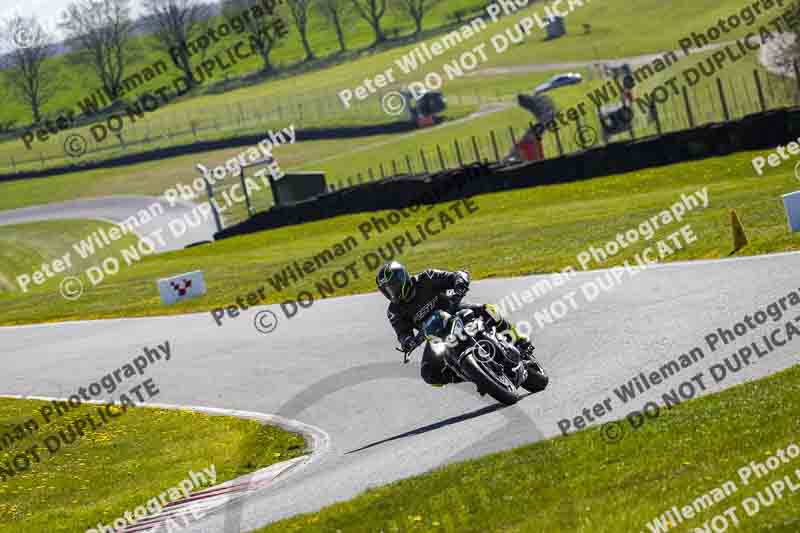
0, 0, 788, 172
1, 0, 761, 125
0, 72, 587, 213
0, 219, 141, 293
254, 360, 800, 532
0, 398, 306, 532
0, 148, 797, 325
0, 48, 789, 219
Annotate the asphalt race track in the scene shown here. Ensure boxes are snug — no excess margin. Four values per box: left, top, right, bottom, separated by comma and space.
0, 196, 216, 251
2, 252, 798, 532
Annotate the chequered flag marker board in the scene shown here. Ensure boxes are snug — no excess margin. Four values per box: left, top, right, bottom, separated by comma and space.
170, 279, 192, 296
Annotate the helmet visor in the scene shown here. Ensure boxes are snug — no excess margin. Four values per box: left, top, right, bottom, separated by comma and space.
378, 269, 410, 303
380, 283, 400, 302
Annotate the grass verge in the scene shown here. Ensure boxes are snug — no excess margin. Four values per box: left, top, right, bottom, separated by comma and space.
256, 363, 800, 532
0, 219, 141, 294
0, 148, 798, 325
0, 398, 306, 533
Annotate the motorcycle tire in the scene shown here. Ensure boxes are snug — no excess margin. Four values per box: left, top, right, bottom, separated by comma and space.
522, 357, 549, 394
461, 352, 519, 406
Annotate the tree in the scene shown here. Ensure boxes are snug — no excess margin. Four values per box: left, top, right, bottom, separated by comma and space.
287, 0, 315, 61
223, 0, 285, 73
349, 0, 387, 46
61, 0, 134, 102
770, 11, 800, 92
395, 0, 441, 36
316, 0, 350, 52
0, 16, 57, 123
142, 0, 210, 88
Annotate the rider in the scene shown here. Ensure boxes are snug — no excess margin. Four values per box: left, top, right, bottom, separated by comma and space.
376, 261, 535, 386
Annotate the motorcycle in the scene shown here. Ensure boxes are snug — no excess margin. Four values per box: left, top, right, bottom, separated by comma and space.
397, 291, 549, 406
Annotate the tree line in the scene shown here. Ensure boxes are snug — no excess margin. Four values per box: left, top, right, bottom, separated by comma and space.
0, 0, 447, 129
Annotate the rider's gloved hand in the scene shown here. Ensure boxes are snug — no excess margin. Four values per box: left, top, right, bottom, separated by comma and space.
400, 335, 418, 352
454, 271, 470, 297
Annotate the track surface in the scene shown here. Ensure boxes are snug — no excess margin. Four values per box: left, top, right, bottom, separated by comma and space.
468, 42, 735, 77
0, 196, 216, 251
2, 252, 799, 531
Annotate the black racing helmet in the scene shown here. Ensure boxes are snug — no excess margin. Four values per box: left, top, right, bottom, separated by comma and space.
376, 261, 415, 303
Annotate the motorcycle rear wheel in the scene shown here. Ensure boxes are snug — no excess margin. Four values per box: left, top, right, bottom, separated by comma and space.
461, 352, 519, 406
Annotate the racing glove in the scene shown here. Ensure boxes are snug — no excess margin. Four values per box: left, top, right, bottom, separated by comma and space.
453, 271, 470, 297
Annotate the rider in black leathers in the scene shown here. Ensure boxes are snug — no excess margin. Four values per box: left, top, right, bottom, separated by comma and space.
376, 261, 534, 386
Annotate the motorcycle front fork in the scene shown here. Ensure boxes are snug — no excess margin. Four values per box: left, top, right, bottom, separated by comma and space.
450, 338, 528, 387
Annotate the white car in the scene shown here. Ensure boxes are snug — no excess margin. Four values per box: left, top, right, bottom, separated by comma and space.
534, 73, 583, 94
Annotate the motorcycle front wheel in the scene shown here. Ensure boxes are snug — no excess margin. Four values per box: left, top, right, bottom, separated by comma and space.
461, 352, 519, 406
522, 356, 549, 394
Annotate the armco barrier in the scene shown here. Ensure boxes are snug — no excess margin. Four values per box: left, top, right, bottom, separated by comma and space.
215, 106, 800, 240
215, 164, 496, 239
